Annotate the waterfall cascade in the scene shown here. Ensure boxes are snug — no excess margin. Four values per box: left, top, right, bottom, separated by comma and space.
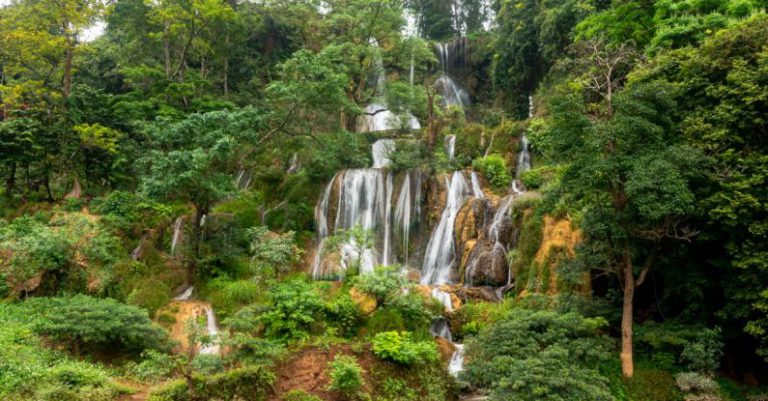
434, 41, 470, 109
170, 216, 184, 256
357, 42, 421, 132
444, 134, 456, 160
421, 172, 471, 285
199, 307, 220, 355
311, 140, 425, 279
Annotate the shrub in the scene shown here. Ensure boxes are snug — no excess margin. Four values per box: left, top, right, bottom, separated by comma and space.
148, 366, 275, 401
24, 295, 169, 354
519, 168, 543, 189
327, 355, 365, 398
472, 155, 511, 190
258, 279, 326, 341
463, 308, 614, 401
388, 141, 426, 172
353, 266, 407, 307
371, 331, 438, 365
681, 328, 723, 375
366, 308, 407, 334
384, 293, 439, 331
676, 372, 719, 393
326, 294, 363, 337
283, 390, 323, 401
248, 226, 302, 277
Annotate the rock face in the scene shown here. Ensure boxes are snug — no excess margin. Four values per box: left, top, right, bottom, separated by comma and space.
516, 215, 587, 295
452, 194, 518, 287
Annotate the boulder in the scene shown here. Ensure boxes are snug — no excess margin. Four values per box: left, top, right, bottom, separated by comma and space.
350, 287, 377, 315
435, 336, 456, 362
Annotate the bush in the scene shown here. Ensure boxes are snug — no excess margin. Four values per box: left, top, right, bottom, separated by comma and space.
148, 366, 275, 401
24, 295, 169, 354
388, 141, 426, 172
371, 331, 438, 365
681, 328, 723, 375
676, 372, 719, 393
463, 308, 614, 401
472, 155, 511, 190
258, 279, 326, 341
283, 390, 323, 401
327, 355, 365, 397
353, 266, 408, 307
326, 294, 363, 337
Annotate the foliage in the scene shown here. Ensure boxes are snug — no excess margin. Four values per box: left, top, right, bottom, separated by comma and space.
463, 308, 614, 401
283, 390, 323, 401
248, 226, 302, 277
680, 328, 723, 375
326, 294, 364, 338
327, 355, 365, 398
371, 331, 438, 365
472, 155, 511, 190
23, 295, 168, 355
147, 365, 275, 401
257, 279, 326, 342
353, 266, 408, 307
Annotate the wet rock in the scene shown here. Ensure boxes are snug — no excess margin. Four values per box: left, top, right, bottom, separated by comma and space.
436, 336, 456, 362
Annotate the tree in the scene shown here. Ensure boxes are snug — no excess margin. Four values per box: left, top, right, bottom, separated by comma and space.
545, 41, 701, 376
463, 309, 614, 401
139, 109, 264, 283
247, 226, 302, 277
24, 295, 169, 355
633, 15, 768, 361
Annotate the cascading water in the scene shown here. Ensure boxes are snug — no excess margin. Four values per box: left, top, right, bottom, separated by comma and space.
394, 173, 412, 265
434, 42, 470, 109
170, 217, 184, 256
444, 134, 456, 160
470, 172, 484, 198
448, 344, 466, 376
372, 139, 395, 168
432, 288, 454, 312
312, 140, 424, 278
421, 172, 471, 285
357, 42, 420, 132
174, 286, 194, 301
199, 307, 220, 355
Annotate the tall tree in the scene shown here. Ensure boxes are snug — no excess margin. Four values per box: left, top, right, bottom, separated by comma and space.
546, 41, 701, 376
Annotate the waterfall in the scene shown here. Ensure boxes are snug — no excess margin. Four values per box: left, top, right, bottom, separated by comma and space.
421, 172, 470, 285
199, 307, 220, 355
394, 173, 412, 265
434, 42, 470, 109
470, 171, 484, 198
444, 135, 456, 160
200, 214, 206, 228
174, 286, 194, 301
448, 344, 466, 376
287, 153, 300, 174
235, 169, 252, 190
430, 318, 453, 341
382, 172, 394, 266
170, 217, 184, 256
357, 41, 421, 133
516, 134, 531, 177
432, 287, 454, 312
372, 139, 396, 168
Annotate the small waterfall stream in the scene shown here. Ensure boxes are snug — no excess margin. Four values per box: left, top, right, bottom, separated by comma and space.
170, 216, 184, 256
199, 307, 220, 355
421, 172, 471, 285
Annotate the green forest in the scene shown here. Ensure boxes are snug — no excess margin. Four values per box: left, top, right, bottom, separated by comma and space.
0, 0, 767, 399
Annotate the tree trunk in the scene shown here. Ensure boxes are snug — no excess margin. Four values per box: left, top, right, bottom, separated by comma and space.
63, 36, 74, 99
164, 21, 171, 78
426, 85, 436, 151
620, 249, 635, 377
187, 204, 207, 286
5, 163, 16, 198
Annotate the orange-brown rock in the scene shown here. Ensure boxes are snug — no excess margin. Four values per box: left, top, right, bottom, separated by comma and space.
436, 336, 456, 362
350, 287, 377, 315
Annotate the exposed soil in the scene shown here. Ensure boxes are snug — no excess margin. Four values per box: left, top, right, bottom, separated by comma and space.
270, 345, 377, 401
